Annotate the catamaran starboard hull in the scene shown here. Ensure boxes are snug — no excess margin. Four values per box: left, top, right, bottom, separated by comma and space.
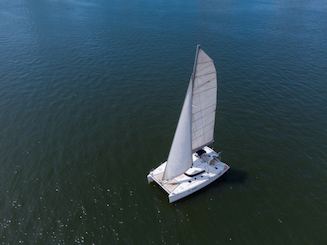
147, 146, 230, 203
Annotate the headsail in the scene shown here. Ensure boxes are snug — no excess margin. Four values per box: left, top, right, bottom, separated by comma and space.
191, 46, 217, 151
163, 81, 193, 180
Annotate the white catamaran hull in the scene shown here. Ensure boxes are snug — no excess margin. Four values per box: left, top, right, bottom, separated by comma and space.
147, 146, 229, 203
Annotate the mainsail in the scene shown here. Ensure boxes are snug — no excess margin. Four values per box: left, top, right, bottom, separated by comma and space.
191, 47, 217, 151
163, 45, 217, 180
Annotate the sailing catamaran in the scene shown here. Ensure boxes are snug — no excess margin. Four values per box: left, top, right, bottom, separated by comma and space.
147, 45, 230, 203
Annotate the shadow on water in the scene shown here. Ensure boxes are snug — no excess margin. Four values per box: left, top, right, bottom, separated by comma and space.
220, 168, 248, 185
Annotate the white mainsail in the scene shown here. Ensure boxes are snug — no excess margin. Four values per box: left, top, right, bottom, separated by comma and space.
163, 81, 193, 180
162, 45, 217, 180
191, 47, 217, 151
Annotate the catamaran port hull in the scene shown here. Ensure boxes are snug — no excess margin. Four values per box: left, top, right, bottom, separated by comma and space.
147, 146, 230, 203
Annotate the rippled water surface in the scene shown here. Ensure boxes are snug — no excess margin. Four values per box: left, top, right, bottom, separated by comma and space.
1, 0, 327, 244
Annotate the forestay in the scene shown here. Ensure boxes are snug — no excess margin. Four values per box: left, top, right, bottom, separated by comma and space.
191, 47, 217, 151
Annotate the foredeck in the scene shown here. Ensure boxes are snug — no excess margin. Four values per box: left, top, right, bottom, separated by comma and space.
151, 171, 180, 193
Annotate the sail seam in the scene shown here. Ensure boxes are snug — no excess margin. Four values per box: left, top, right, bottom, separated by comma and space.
195, 71, 216, 78
196, 65, 214, 74
197, 60, 212, 64
192, 120, 215, 132
193, 86, 216, 95
192, 105, 215, 115
194, 80, 215, 89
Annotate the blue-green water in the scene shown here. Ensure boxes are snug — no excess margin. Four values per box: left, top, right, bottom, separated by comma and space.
1, 0, 327, 244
